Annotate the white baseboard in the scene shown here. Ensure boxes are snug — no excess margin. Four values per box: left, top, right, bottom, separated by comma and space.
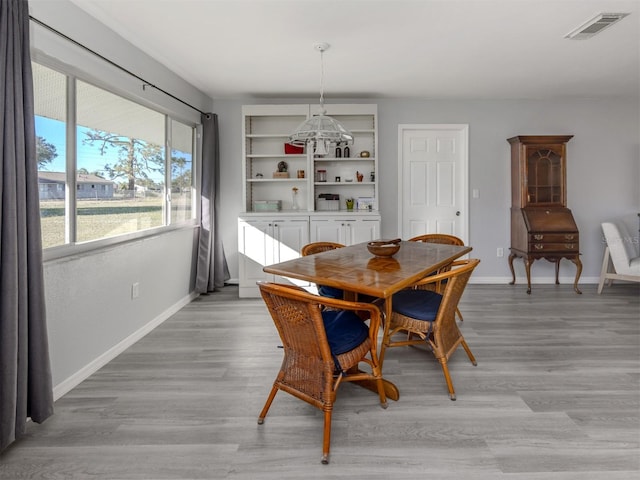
470, 276, 600, 284
52, 291, 199, 401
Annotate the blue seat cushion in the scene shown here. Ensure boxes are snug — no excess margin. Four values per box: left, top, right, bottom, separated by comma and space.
321, 309, 369, 355
318, 284, 344, 299
318, 285, 378, 304
392, 289, 442, 321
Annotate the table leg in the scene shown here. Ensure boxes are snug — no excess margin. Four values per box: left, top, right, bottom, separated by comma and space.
350, 295, 400, 401
349, 375, 400, 402
554, 259, 560, 285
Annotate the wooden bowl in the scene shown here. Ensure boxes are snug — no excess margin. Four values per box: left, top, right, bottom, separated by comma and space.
367, 239, 401, 257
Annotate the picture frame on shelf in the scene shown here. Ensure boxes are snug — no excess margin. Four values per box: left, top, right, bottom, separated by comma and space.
357, 197, 374, 211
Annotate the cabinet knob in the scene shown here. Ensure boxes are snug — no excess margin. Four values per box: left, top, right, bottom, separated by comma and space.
565, 234, 574, 240
534, 234, 544, 240
456, 211, 461, 216
565, 244, 575, 249
534, 244, 544, 250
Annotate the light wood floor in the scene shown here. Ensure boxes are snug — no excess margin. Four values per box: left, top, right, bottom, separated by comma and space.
1, 283, 638, 479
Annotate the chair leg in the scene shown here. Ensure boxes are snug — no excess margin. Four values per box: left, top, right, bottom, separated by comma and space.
438, 357, 456, 401
461, 339, 477, 366
257, 385, 278, 424
321, 408, 332, 464
456, 307, 464, 322
597, 247, 611, 294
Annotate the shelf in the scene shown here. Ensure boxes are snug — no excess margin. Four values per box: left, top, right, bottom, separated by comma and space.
243, 104, 378, 213
246, 133, 291, 138
249, 178, 306, 183
246, 154, 306, 158
315, 182, 374, 186
314, 157, 375, 162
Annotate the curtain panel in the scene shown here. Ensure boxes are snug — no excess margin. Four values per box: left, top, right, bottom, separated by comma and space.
195, 113, 230, 293
0, 0, 54, 453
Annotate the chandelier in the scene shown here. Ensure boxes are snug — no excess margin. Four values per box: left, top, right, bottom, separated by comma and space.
288, 43, 353, 155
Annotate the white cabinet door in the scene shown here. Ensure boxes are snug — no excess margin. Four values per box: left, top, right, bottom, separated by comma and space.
238, 216, 309, 297
238, 218, 272, 296
348, 218, 380, 244
310, 215, 380, 245
310, 218, 346, 244
272, 218, 309, 264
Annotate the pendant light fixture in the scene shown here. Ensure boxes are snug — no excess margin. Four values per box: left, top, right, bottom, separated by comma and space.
288, 43, 353, 155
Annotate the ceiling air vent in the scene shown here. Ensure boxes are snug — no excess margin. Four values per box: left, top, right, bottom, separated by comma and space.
565, 12, 630, 40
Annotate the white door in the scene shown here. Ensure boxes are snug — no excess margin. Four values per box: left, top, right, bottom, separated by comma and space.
398, 125, 468, 242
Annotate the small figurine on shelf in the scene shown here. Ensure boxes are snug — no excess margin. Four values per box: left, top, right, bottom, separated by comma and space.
278, 161, 288, 172
356, 171, 364, 182
344, 146, 350, 158
291, 187, 299, 210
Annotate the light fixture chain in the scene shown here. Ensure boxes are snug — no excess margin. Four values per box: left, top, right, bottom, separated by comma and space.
319, 48, 325, 110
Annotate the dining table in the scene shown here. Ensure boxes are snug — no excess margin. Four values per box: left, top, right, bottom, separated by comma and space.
263, 240, 472, 400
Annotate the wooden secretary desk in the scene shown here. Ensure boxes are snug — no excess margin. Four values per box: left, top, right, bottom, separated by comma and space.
507, 135, 582, 294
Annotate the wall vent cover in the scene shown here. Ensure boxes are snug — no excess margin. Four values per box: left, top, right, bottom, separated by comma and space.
565, 12, 630, 40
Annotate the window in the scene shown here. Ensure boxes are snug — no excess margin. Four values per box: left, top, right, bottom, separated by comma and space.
76, 80, 167, 242
170, 119, 194, 224
32, 61, 197, 250
33, 63, 67, 248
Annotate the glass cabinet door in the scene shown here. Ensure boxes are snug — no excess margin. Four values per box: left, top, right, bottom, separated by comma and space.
525, 147, 563, 206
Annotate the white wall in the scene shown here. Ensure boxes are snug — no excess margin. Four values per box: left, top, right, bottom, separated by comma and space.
215, 97, 639, 284
45, 229, 199, 394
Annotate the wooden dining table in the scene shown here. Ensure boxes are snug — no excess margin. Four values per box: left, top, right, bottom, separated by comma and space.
263, 240, 472, 400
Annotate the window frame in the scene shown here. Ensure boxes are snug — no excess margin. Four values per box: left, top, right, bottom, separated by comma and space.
32, 55, 200, 262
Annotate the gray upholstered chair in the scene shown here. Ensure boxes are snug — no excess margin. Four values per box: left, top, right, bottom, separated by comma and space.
598, 221, 640, 294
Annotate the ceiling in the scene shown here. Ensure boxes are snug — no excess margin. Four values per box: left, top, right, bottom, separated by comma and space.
68, 0, 639, 101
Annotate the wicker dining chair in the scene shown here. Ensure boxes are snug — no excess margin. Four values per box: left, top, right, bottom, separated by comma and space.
408, 233, 465, 246
301, 242, 346, 299
408, 233, 466, 321
301, 241, 346, 256
257, 282, 387, 464
380, 259, 480, 400
301, 241, 379, 306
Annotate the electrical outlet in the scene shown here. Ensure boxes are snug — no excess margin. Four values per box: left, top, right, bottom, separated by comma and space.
131, 282, 140, 299
496, 248, 504, 257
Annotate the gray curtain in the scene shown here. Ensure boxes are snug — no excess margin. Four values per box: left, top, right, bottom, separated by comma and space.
0, 0, 54, 453
195, 113, 230, 293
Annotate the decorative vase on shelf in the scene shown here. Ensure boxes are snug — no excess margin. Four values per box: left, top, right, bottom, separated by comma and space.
345, 198, 354, 211
291, 187, 299, 210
